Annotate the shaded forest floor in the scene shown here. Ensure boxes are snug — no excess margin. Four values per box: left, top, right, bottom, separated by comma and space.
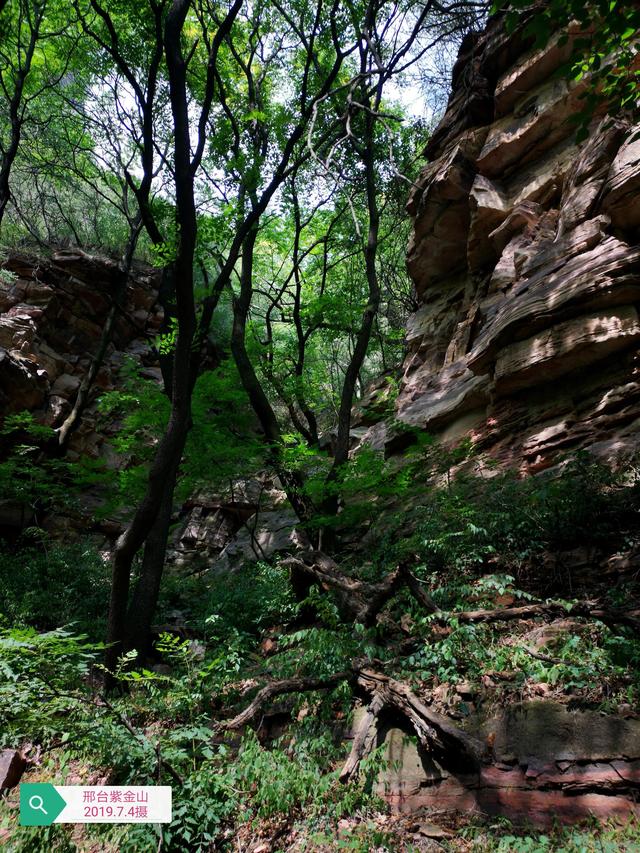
2, 450, 640, 850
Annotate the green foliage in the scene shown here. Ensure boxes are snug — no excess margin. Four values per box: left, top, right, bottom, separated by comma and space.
196, 560, 297, 635
494, 0, 640, 138
458, 815, 640, 852
397, 452, 640, 580
0, 626, 102, 748
0, 412, 76, 528
0, 540, 109, 636
0, 619, 380, 851
400, 609, 640, 700
88, 358, 264, 515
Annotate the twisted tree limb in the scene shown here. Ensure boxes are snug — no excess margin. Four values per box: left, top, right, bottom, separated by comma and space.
283, 553, 639, 634
282, 552, 438, 625
219, 671, 351, 730
216, 662, 484, 784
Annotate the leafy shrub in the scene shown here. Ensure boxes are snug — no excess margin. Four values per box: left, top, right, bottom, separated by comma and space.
0, 413, 75, 529
0, 541, 110, 637
0, 540, 110, 639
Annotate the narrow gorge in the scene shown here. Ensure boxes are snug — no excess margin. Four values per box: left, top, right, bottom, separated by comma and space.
0, 2, 639, 850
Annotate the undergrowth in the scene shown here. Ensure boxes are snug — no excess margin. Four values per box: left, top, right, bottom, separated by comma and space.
0, 450, 639, 849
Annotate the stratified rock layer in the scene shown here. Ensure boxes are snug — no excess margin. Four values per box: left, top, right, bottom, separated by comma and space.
375, 702, 640, 827
0, 249, 165, 539
0, 249, 161, 443
393, 14, 640, 472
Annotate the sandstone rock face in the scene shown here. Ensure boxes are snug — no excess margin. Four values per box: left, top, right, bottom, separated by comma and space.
0, 250, 161, 428
374, 702, 640, 827
0, 249, 162, 538
0, 250, 160, 430
395, 12, 640, 472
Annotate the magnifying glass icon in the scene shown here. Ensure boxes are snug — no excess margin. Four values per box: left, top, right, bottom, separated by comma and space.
29, 795, 48, 815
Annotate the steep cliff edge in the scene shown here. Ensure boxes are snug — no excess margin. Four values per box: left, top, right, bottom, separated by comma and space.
393, 14, 640, 471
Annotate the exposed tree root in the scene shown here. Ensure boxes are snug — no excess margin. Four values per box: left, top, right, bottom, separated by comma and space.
339, 691, 384, 782
355, 669, 485, 767
218, 664, 485, 783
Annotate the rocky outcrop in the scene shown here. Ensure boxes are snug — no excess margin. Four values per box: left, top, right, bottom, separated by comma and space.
375, 702, 640, 827
358, 11, 640, 828
0, 249, 161, 442
0, 249, 163, 537
389, 13, 640, 471
171, 477, 308, 570
0, 249, 299, 564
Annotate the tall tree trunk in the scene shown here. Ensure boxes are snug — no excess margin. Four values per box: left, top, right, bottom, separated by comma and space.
231, 228, 317, 603
125, 468, 178, 656
320, 104, 381, 549
105, 0, 198, 678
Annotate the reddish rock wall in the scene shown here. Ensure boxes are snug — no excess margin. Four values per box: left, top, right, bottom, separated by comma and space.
0, 249, 163, 540
0, 249, 161, 446
391, 13, 640, 472
375, 702, 640, 827
0, 249, 271, 560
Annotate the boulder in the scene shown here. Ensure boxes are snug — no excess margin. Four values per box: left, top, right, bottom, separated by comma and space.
213, 509, 310, 572
0, 750, 26, 790
601, 128, 640, 229
51, 372, 81, 399
0, 347, 47, 412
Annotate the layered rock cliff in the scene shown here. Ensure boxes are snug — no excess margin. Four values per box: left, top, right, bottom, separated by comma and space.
355, 12, 640, 827
0, 249, 161, 440
0, 250, 289, 562
392, 14, 640, 471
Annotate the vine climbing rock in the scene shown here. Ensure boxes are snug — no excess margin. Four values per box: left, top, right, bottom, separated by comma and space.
364, 10, 640, 473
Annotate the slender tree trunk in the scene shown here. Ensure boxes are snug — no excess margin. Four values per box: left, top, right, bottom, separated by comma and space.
320, 103, 381, 549
291, 186, 320, 444
125, 469, 178, 656
57, 222, 142, 449
231, 227, 314, 525
0, 1, 43, 231
105, 370, 194, 675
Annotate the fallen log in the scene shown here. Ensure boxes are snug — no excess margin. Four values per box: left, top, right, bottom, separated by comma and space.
282, 552, 438, 625
436, 601, 640, 632
216, 664, 484, 781
283, 553, 639, 635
